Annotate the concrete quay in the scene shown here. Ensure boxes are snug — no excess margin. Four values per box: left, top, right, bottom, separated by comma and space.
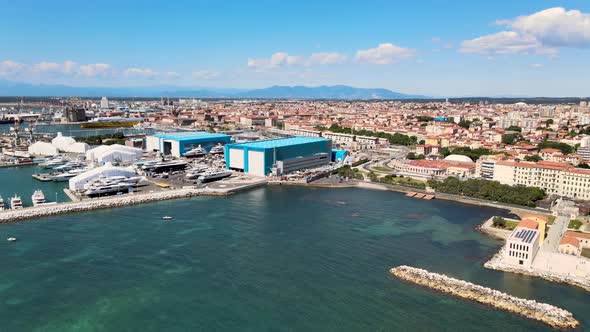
390, 265, 579, 329
0, 189, 200, 223
485, 247, 590, 293
0, 177, 270, 223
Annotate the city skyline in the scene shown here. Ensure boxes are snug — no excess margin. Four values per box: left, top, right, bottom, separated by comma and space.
1, 0, 589, 97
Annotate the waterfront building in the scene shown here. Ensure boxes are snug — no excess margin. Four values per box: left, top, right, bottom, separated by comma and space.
493, 160, 590, 200
145, 131, 231, 158
559, 236, 580, 256
503, 219, 540, 268
563, 231, 590, 252
224, 136, 332, 176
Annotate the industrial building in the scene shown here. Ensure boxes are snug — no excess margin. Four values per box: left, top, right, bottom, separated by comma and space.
224, 137, 332, 176
145, 131, 231, 158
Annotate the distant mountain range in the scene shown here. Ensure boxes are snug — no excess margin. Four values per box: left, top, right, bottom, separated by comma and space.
0, 80, 426, 99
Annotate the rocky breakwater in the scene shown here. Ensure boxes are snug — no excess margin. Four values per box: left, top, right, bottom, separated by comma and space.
0, 189, 200, 223
390, 265, 578, 329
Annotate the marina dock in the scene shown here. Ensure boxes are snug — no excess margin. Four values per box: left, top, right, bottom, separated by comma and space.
390, 265, 578, 329
32, 173, 55, 182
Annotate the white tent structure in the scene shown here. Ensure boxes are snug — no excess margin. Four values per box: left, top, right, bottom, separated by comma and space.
28, 141, 59, 156
85, 144, 143, 164
51, 132, 89, 154
69, 164, 137, 191
52, 132, 76, 150
62, 142, 89, 154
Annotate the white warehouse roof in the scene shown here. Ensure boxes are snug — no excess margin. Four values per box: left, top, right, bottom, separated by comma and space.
28, 141, 59, 156
69, 164, 136, 190
86, 144, 143, 163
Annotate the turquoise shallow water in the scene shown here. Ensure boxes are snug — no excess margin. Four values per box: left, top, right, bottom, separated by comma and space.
0, 186, 589, 331
0, 165, 69, 206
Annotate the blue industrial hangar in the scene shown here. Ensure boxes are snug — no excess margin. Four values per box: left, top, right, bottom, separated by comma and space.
146, 131, 231, 157
224, 137, 333, 176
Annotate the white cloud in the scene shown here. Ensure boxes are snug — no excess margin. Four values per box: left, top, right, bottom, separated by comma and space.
531, 63, 544, 68
78, 63, 112, 77
308, 52, 347, 65
460, 31, 557, 55
354, 43, 416, 64
461, 7, 590, 55
248, 51, 347, 70
62, 60, 78, 75
31, 62, 61, 73
123, 67, 157, 78
192, 71, 220, 80
0, 60, 25, 77
248, 52, 305, 71
501, 7, 590, 48
161, 71, 180, 79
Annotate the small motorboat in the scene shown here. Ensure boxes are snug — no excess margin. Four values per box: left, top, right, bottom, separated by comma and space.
162, 216, 173, 220
7, 237, 17, 242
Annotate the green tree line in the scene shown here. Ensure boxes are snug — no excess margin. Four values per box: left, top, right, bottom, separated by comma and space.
327, 124, 417, 146
427, 177, 546, 207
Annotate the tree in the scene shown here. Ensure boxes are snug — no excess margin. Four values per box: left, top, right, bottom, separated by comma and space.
524, 155, 542, 162
458, 120, 472, 129
579, 163, 590, 169
493, 217, 506, 228
502, 133, 522, 145
537, 140, 574, 154
545, 119, 554, 127
506, 125, 522, 132
406, 152, 417, 160
416, 116, 433, 122
418, 140, 425, 145
368, 171, 379, 182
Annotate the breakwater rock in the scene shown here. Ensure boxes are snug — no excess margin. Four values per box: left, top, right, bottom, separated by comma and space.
390, 265, 578, 329
0, 189, 200, 223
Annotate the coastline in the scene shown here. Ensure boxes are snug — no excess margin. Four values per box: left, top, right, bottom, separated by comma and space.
274, 179, 549, 217
484, 247, 590, 293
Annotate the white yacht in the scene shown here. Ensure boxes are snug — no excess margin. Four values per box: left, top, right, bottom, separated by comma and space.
53, 161, 86, 171
10, 195, 23, 209
82, 175, 143, 190
31, 190, 46, 206
84, 182, 134, 197
209, 144, 224, 155
51, 168, 87, 182
183, 145, 207, 158
39, 157, 68, 169
185, 166, 209, 179
197, 170, 232, 183
0, 195, 4, 210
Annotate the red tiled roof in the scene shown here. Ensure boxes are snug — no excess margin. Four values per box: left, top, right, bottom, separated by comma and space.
518, 219, 539, 230
560, 236, 579, 247
564, 231, 590, 240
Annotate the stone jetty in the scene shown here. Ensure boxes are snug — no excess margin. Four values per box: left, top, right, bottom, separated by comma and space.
390, 265, 578, 329
0, 189, 200, 223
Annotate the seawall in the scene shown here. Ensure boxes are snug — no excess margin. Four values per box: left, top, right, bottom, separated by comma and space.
0, 189, 200, 223
390, 265, 578, 329
485, 248, 590, 293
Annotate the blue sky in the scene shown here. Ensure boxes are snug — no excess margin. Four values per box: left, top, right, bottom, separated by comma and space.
0, 0, 589, 96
